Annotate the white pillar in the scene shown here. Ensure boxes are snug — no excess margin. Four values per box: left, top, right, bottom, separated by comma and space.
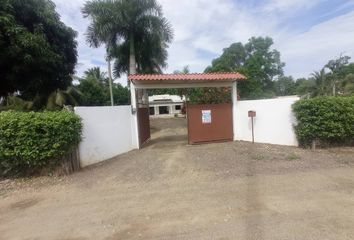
170, 105, 173, 115
130, 83, 139, 149
232, 81, 238, 141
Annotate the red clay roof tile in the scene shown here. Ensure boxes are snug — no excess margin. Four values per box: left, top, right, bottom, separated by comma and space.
128, 72, 246, 81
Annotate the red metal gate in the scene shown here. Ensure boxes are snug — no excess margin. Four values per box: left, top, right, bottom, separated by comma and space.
187, 103, 233, 144
136, 89, 150, 146
137, 107, 150, 146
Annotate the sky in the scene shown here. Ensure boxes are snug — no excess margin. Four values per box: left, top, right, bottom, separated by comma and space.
53, 0, 354, 86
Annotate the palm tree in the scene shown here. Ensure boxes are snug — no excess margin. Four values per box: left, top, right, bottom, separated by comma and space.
111, 36, 169, 77
84, 66, 114, 105
82, 0, 173, 77
84, 67, 107, 80
46, 87, 82, 110
173, 65, 190, 74
0, 96, 33, 111
0, 87, 82, 111
311, 69, 328, 96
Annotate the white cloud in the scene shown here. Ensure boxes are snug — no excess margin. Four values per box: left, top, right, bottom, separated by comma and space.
262, 0, 322, 13
160, 0, 354, 78
53, 0, 354, 83
277, 11, 354, 78
159, 0, 277, 72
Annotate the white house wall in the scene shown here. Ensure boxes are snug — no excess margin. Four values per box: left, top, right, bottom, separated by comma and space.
150, 103, 183, 116
234, 96, 299, 146
75, 106, 138, 167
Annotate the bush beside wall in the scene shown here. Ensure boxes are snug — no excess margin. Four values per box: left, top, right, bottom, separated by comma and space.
292, 96, 354, 147
0, 111, 82, 176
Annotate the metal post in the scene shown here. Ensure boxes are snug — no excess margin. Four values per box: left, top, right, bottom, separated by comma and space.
248, 110, 256, 143
251, 116, 254, 143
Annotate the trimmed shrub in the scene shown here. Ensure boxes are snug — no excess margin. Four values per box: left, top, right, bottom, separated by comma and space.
292, 96, 354, 147
0, 111, 82, 176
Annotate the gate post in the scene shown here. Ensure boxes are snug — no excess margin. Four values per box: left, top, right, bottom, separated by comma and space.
232, 81, 238, 141
130, 82, 140, 149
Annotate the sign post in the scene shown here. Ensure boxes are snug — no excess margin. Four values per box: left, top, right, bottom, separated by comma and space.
248, 110, 256, 143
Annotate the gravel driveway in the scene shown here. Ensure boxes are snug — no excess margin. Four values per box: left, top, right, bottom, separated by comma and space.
1, 117, 354, 240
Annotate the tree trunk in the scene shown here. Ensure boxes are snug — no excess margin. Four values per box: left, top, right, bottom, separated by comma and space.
107, 57, 114, 106
129, 33, 136, 75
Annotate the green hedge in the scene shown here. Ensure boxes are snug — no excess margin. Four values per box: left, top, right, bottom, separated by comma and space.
292, 96, 354, 147
0, 111, 82, 176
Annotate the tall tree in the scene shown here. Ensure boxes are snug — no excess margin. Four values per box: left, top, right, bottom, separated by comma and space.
84, 67, 107, 81
325, 55, 351, 96
0, 0, 77, 99
77, 78, 108, 106
84, 65, 114, 106
82, 0, 173, 79
274, 76, 296, 96
294, 78, 315, 96
76, 67, 130, 106
77, 67, 108, 106
292, 56, 354, 97
173, 65, 190, 74
341, 73, 354, 95
311, 69, 328, 97
112, 83, 130, 105
205, 37, 284, 99
46, 87, 82, 110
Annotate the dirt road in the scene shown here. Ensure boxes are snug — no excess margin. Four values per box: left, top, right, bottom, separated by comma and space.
1, 118, 354, 240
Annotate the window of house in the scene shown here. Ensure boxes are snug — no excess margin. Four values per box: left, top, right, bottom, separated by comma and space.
175, 105, 181, 110
149, 107, 155, 115
159, 106, 169, 114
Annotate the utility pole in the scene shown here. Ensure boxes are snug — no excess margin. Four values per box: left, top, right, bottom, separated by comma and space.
107, 57, 114, 106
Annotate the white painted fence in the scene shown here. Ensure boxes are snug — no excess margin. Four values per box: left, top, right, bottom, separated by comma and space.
234, 96, 299, 146
75, 96, 299, 167
75, 106, 138, 167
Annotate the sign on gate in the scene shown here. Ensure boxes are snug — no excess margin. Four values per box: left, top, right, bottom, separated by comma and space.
202, 110, 211, 124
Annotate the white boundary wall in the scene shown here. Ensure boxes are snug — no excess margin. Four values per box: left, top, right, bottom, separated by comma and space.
234, 96, 299, 146
75, 106, 138, 167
